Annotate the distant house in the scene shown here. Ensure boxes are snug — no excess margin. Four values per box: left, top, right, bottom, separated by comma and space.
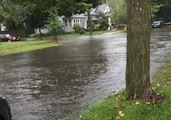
90, 4, 111, 26
60, 14, 88, 32
62, 3, 112, 32
35, 4, 112, 34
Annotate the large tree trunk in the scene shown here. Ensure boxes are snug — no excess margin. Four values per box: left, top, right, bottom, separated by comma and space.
126, 0, 152, 100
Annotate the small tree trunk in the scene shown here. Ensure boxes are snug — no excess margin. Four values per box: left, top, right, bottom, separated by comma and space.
55, 32, 58, 44
38, 27, 42, 40
126, 0, 155, 100
88, 11, 93, 35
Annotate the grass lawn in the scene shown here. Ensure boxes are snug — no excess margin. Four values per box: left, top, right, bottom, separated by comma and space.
74, 61, 171, 120
0, 40, 70, 56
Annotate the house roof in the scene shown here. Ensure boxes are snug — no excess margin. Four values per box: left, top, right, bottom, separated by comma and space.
95, 4, 109, 14
91, 16, 99, 21
84, 4, 111, 17
72, 14, 87, 18
104, 12, 111, 17
97, 4, 107, 12
90, 8, 96, 15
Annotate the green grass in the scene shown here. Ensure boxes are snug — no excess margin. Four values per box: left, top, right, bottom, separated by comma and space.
0, 40, 70, 56
74, 60, 171, 120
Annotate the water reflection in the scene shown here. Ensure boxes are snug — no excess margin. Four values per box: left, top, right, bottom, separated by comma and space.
0, 27, 171, 119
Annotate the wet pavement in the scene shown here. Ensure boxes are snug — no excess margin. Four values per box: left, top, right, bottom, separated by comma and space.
0, 26, 171, 120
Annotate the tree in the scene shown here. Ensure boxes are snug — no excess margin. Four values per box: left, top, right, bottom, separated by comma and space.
23, 0, 54, 37
46, 9, 64, 44
107, 0, 127, 24
152, 0, 171, 21
0, 0, 25, 30
99, 19, 109, 31
126, 0, 163, 101
57, 0, 103, 16
84, 0, 104, 35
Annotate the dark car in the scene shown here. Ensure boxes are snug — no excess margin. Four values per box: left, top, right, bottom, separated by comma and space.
0, 34, 20, 42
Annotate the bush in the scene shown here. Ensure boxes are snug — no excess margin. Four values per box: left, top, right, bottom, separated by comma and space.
80, 30, 85, 34
94, 24, 100, 31
73, 24, 85, 34
99, 19, 109, 31
73, 24, 81, 33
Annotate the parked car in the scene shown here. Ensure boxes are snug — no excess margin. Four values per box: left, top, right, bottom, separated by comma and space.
152, 21, 161, 28
0, 34, 20, 42
164, 21, 171, 25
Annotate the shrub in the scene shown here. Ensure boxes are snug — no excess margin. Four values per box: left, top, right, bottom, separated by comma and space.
94, 24, 100, 31
99, 19, 109, 31
80, 29, 86, 34
73, 24, 85, 34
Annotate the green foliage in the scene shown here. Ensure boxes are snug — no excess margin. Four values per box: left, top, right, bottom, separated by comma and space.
0, 0, 26, 30
99, 19, 109, 31
73, 24, 85, 34
84, 0, 104, 7
152, 0, 171, 21
107, 0, 127, 24
57, 0, 103, 17
94, 24, 100, 31
107, 0, 171, 23
46, 9, 64, 35
23, 0, 53, 29
152, 3, 163, 19
79, 30, 86, 34
0, 0, 104, 31
87, 21, 95, 32
76, 3, 92, 13
73, 24, 82, 33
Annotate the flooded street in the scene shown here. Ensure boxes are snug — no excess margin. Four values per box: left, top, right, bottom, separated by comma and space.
0, 26, 171, 120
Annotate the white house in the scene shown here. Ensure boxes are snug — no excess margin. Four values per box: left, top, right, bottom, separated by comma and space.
62, 3, 112, 32
62, 14, 88, 32
95, 4, 112, 29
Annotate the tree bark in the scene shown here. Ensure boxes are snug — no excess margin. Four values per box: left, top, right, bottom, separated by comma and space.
55, 32, 58, 44
88, 10, 93, 35
38, 27, 42, 40
126, 0, 152, 99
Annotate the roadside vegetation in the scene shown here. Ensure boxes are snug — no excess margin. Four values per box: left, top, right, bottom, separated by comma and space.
62, 29, 122, 36
29, 28, 124, 39
74, 60, 171, 120
0, 40, 70, 56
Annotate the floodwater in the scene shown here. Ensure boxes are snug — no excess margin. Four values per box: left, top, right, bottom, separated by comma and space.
0, 26, 171, 120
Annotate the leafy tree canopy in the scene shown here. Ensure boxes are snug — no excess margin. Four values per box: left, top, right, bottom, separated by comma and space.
0, 0, 104, 30
0, 0, 25, 30
153, 0, 171, 21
